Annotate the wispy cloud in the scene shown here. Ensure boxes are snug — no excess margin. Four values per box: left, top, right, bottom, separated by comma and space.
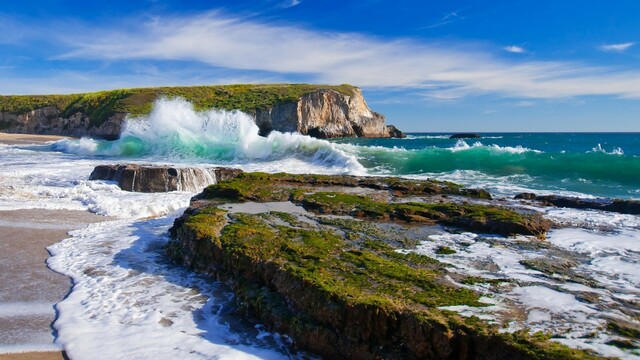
9, 11, 640, 100
424, 9, 466, 29
285, 0, 302, 7
503, 45, 525, 54
515, 100, 535, 107
600, 42, 635, 52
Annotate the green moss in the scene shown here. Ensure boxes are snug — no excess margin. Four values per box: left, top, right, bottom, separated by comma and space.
608, 321, 640, 339
436, 245, 457, 255
0, 84, 358, 128
210, 210, 483, 310
201, 172, 494, 201
460, 276, 509, 285
172, 203, 596, 359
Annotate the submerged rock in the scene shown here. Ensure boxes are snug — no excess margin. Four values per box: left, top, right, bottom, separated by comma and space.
515, 193, 640, 215
166, 172, 598, 359
89, 164, 242, 192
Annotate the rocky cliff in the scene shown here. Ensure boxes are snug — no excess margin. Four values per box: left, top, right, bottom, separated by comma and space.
0, 106, 126, 140
0, 85, 403, 139
255, 88, 401, 138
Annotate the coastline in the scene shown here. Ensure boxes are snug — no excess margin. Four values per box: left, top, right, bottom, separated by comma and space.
0, 132, 102, 360
0, 133, 72, 146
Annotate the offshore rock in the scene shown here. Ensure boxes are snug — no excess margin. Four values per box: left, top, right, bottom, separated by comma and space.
89, 164, 242, 192
515, 193, 640, 215
450, 133, 481, 139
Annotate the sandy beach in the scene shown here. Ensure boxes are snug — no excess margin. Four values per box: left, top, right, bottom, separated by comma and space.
0, 133, 103, 359
0, 133, 71, 146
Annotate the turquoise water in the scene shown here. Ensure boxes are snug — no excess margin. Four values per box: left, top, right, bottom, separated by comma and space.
334, 133, 640, 199
52, 99, 640, 200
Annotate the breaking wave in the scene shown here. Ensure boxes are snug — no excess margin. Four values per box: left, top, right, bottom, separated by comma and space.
53, 98, 365, 174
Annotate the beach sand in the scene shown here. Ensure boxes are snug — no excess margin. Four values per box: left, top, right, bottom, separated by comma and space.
0, 133, 71, 146
1, 132, 104, 360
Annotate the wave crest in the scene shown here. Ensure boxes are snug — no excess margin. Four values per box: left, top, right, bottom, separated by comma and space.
54, 98, 366, 174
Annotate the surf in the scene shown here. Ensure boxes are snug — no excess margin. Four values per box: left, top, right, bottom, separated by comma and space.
53, 97, 366, 175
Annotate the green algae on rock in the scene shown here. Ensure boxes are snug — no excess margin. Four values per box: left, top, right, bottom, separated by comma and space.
168, 172, 599, 359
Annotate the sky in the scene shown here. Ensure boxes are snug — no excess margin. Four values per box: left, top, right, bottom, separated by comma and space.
1, 0, 640, 132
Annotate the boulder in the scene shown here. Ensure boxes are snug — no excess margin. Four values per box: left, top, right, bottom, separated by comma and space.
89, 164, 242, 192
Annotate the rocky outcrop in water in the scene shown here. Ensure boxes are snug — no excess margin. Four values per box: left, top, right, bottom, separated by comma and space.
163, 172, 596, 360
0, 107, 125, 140
450, 133, 481, 139
515, 193, 640, 215
89, 164, 242, 192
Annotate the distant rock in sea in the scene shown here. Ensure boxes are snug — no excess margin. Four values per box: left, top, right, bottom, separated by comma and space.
450, 133, 482, 139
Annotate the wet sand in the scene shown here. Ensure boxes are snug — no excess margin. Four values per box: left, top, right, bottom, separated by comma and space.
0, 209, 106, 358
0, 133, 106, 359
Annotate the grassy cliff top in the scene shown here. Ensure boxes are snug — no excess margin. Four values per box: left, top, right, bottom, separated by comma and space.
0, 83, 357, 120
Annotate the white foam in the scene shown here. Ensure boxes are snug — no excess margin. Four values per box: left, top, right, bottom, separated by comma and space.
448, 140, 541, 154
590, 143, 624, 155
55, 98, 366, 175
408, 226, 640, 358
48, 217, 291, 360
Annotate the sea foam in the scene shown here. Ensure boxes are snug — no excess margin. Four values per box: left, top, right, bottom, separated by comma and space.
54, 98, 366, 175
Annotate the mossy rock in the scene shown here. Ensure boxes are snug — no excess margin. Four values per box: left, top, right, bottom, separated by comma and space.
167, 171, 598, 359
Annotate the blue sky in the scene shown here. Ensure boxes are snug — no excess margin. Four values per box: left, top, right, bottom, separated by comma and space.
1, 0, 640, 132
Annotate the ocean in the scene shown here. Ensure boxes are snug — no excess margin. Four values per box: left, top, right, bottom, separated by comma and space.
0, 98, 638, 359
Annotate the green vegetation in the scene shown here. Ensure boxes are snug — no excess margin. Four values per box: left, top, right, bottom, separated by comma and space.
202, 171, 495, 201
168, 171, 597, 359
199, 172, 549, 237
436, 245, 457, 255
0, 83, 357, 127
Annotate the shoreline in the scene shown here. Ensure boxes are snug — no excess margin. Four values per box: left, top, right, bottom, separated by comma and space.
0, 133, 72, 146
0, 209, 106, 359
0, 132, 103, 360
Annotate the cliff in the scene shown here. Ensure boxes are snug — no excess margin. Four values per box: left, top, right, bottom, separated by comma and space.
0, 84, 403, 140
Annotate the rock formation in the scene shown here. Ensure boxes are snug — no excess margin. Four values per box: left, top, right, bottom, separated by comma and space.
515, 193, 640, 215
255, 88, 402, 138
0, 86, 404, 139
0, 107, 125, 140
450, 133, 481, 139
166, 172, 593, 359
89, 164, 242, 192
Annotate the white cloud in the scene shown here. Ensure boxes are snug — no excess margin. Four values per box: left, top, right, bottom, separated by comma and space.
12, 11, 640, 100
515, 100, 535, 107
503, 45, 525, 54
286, 0, 301, 7
600, 42, 635, 52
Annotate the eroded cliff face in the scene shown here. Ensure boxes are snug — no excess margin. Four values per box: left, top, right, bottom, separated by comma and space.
1, 87, 402, 139
0, 106, 125, 140
256, 88, 402, 138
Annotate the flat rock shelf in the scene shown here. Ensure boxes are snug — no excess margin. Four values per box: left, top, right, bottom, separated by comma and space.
167, 172, 605, 359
